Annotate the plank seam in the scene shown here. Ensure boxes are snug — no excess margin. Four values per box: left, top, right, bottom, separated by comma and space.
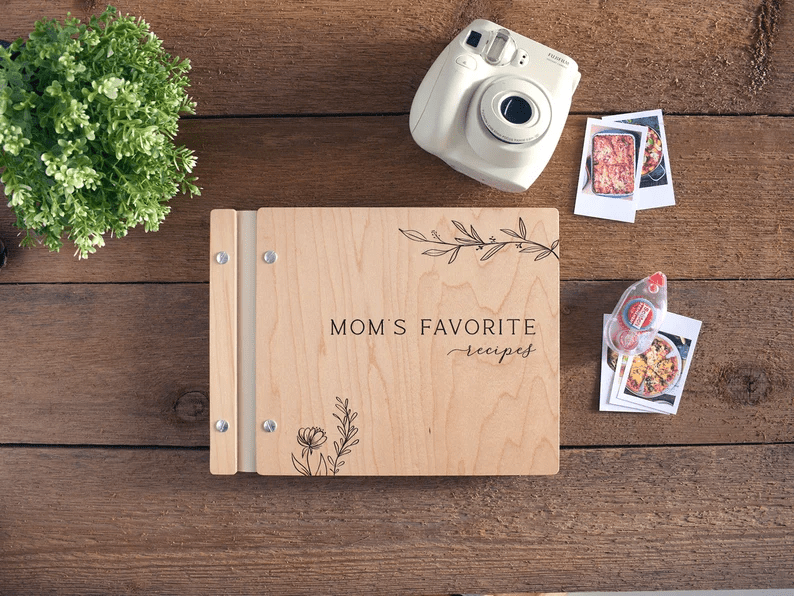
4, 277, 794, 287
179, 112, 794, 120
0, 442, 791, 451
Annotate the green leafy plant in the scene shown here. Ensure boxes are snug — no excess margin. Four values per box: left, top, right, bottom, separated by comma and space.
0, 6, 199, 258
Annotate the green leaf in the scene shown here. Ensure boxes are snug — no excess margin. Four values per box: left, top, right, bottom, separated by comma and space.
0, 5, 199, 258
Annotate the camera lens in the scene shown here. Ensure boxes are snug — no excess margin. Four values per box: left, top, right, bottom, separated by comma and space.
476, 79, 552, 145
500, 96, 532, 125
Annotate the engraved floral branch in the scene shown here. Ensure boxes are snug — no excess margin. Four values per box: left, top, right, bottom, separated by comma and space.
291, 397, 359, 476
326, 397, 359, 475
399, 218, 559, 264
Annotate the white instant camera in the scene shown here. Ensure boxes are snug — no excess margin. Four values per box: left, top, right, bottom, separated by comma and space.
409, 20, 581, 193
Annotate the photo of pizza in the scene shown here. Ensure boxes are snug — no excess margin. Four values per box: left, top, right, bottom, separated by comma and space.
591, 133, 635, 196
642, 127, 663, 176
625, 334, 682, 398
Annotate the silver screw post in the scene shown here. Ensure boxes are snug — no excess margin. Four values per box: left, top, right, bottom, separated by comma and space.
263, 250, 278, 264
216, 251, 229, 265
215, 419, 229, 433
263, 419, 278, 433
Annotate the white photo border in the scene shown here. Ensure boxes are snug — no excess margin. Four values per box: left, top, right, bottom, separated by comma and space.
608, 312, 702, 415
603, 109, 675, 211
575, 118, 647, 223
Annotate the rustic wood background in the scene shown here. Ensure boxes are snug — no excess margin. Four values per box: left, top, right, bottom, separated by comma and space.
1, 0, 792, 594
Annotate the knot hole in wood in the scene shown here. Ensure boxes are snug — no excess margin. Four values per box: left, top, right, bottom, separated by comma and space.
718, 365, 771, 407
173, 391, 209, 422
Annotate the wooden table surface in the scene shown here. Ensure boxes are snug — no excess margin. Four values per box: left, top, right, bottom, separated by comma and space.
2, 0, 793, 594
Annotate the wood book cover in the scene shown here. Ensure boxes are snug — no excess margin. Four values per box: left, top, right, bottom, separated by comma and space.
210, 208, 559, 476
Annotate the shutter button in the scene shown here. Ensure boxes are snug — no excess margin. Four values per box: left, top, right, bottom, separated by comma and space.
455, 55, 477, 70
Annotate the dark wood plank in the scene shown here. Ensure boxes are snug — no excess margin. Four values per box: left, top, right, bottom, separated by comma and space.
0, 284, 209, 446
0, 0, 790, 115
0, 445, 791, 594
562, 279, 794, 446
1, 115, 792, 283
0, 2, 788, 593
1, 281, 791, 447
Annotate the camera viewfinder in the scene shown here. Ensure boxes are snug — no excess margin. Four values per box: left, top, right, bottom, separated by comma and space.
465, 31, 482, 48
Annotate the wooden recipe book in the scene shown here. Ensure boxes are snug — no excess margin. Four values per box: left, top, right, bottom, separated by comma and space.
209, 208, 560, 476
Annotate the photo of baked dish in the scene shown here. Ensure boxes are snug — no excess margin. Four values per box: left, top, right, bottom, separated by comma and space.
591, 132, 635, 197
593, 163, 635, 196
625, 334, 682, 398
642, 127, 663, 176
575, 117, 650, 223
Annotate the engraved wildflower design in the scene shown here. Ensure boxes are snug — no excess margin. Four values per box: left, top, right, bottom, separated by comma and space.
298, 427, 327, 456
292, 426, 329, 476
291, 398, 359, 476
400, 217, 559, 264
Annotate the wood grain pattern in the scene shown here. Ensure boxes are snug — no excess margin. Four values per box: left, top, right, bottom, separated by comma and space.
251, 208, 559, 475
0, 445, 791, 594
208, 210, 237, 474
1, 116, 793, 283
0, 0, 791, 590
0, 284, 210, 446
0, 281, 791, 448
0, 0, 790, 115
